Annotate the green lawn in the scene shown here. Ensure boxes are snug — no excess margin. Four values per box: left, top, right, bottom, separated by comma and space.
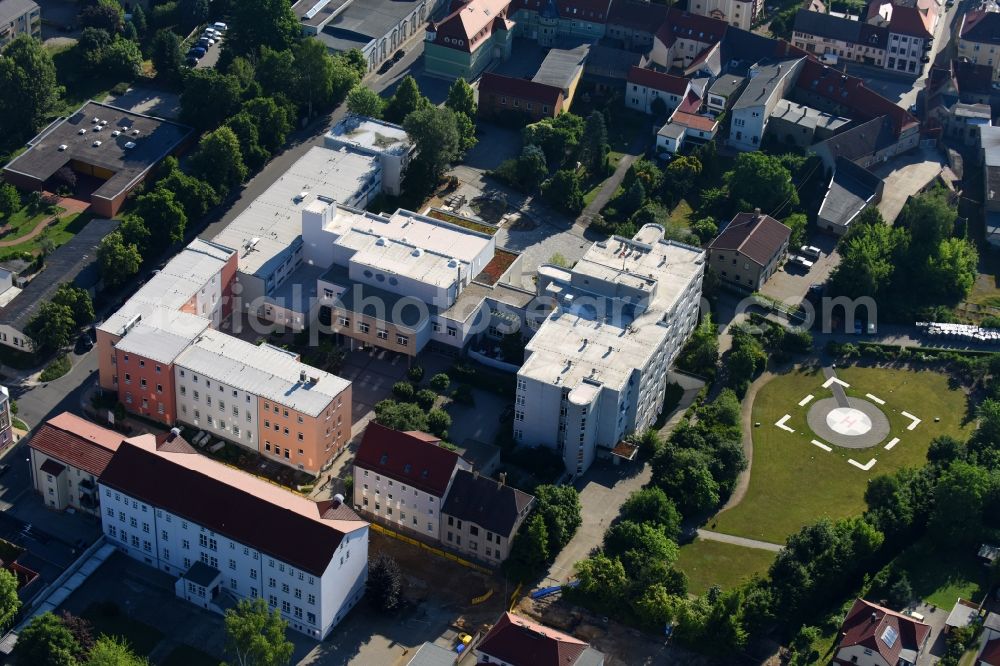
675, 538, 776, 595
667, 199, 694, 228
890, 539, 988, 609
82, 603, 165, 657
712, 367, 973, 543
160, 644, 219, 666
0, 205, 60, 244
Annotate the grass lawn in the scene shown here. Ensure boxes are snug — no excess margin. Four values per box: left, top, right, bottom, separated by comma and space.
160, 644, 219, 666
82, 603, 164, 657
890, 539, 988, 609
711, 366, 974, 543
0, 205, 61, 244
675, 538, 776, 595
667, 199, 694, 228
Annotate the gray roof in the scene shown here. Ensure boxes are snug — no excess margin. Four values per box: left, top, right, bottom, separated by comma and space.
532, 44, 590, 93
817, 157, 882, 230
732, 58, 803, 110
180, 560, 221, 587
708, 74, 746, 98
0, 218, 120, 332
441, 469, 534, 537
315, 0, 423, 51
404, 643, 457, 666
793, 9, 863, 43
0, 0, 38, 24
813, 116, 898, 164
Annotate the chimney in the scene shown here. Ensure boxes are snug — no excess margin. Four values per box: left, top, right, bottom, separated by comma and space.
474, 469, 480, 480
299, 370, 307, 383
498, 472, 507, 487
870, 612, 878, 623
332, 493, 344, 507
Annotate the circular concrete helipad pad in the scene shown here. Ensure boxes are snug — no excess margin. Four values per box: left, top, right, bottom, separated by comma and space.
807, 397, 890, 449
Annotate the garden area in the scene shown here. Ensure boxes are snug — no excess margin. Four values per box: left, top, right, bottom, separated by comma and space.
711, 366, 975, 544
674, 538, 776, 596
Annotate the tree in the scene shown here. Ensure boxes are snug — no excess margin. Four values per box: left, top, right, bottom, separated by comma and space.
445, 77, 477, 118
828, 223, 903, 299
224, 598, 294, 666
85, 635, 148, 666
620, 487, 682, 539
691, 216, 718, 244
726, 152, 797, 215
402, 107, 461, 191
427, 408, 451, 437
346, 85, 384, 118
53, 283, 94, 326
373, 399, 428, 431
339, 48, 368, 80
453, 109, 477, 154
80, 0, 125, 34
543, 169, 584, 214
226, 112, 270, 172
651, 446, 720, 515
927, 237, 977, 304
429, 373, 450, 392
97, 231, 142, 288
783, 212, 808, 247
224, 0, 300, 58
898, 187, 956, 254
156, 157, 220, 220
787, 625, 821, 666
504, 513, 549, 579
180, 70, 243, 131
384, 75, 429, 124
14, 612, 80, 666
570, 554, 627, 613
415, 388, 436, 410
135, 188, 187, 247
189, 127, 248, 195
178, 0, 210, 30
150, 29, 183, 82
662, 156, 702, 204
929, 461, 993, 546
620, 180, 646, 217
0, 568, 18, 630
26, 301, 76, 352
392, 381, 414, 401
0, 181, 20, 218
517, 144, 548, 192
603, 520, 678, 577
624, 158, 663, 193
522, 113, 584, 166
581, 111, 609, 176
130, 4, 147, 35
293, 39, 339, 119
240, 97, 291, 154
676, 316, 718, 379
59, 611, 95, 660
257, 47, 296, 99
367, 552, 402, 612
888, 572, 914, 608
534, 484, 582, 553
101, 38, 143, 79
0, 36, 61, 138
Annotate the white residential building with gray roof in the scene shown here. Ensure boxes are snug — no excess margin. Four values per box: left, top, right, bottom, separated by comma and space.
729, 57, 806, 151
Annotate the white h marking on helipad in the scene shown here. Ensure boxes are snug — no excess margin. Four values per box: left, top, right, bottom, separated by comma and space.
901, 411, 921, 430
822, 377, 850, 389
848, 458, 877, 471
775, 414, 795, 432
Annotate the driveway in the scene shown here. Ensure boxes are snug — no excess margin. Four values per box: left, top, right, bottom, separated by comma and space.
103, 86, 182, 120
760, 236, 841, 306
871, 145, 947, 222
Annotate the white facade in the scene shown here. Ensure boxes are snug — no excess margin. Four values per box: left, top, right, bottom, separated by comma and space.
174, 365, 260, 451
352, 464, 461, 540
729, 58, 805, 151
886, 31, 927, 75
324, 115, 414, 196
688, 0, 758, 29
515, 225, 704, 476
625, 78, 690, 116
99, 439, 368, 639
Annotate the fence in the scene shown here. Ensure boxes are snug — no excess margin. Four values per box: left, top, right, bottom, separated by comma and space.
368, 523, 492, 575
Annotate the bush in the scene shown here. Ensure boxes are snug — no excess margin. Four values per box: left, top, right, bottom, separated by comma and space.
407, 365, 425, 382
110, 82, 130, 95
415, 388, 436, 410
429, 373, 450, 392
392, 381, 415, 401
427, 408, 451, 438
39, 355, 71, 382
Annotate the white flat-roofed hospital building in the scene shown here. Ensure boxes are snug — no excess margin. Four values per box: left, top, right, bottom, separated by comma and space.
98, 432, 369, 639
514, 224, 705, 475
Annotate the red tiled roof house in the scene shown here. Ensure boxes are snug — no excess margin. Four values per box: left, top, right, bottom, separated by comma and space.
28, 412, 123, 515
476, 612, 605, 665
352, 423, 471, 542
833, 599, 931, 666
625, 66, 692, 115
708, 211, 791, 291
478, 72, 566, 121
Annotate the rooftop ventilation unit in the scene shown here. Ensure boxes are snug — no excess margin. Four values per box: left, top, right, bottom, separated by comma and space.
124, 141, 136, 149
92, 140, 102, 147
111, 130, 120, 137
57, 144, 67, 151
411, 248, 423, 257
131, 130, 140, 136
91, 117, 99, 123
375, 237, 388, 246
78, 128, 87, 135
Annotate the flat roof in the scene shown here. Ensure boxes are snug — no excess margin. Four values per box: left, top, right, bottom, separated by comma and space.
326, 115, 411, 156
174, 329, 351, 416
0, 218, 119, 331
99, 238, 234, 337
292, 0, 351, 28
3, 101, 191, 203
771, 98, 851, 131
521, 230, 704, 392
315, 0, 423, 50
0, 0, 38, 23
708, 74, 746, 97
211, 146, 380, 278
732, 58, 804, 110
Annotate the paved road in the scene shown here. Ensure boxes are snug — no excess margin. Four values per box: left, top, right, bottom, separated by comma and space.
695, 529, 783, 552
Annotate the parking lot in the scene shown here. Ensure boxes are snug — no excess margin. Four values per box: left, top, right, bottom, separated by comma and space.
191, 24, 225, 70
761, 235, 841, 306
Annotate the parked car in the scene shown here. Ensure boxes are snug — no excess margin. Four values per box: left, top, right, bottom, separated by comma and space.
392, 49, 405, 62
800, 245, 822, 260
187, 47, 206, 59
921, 55, 930, 63
377, 59, 393, 74
185, 56, 199, 67
196, 38, 213, 49
76, 333, 94, 353
788, 255, 814, 271
212, 21, 228, 31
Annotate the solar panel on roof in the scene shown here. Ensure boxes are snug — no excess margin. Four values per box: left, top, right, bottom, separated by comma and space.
881, 625, 898, 648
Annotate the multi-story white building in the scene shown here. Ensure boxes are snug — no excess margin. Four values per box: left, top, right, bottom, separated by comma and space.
324, 115, 414, 196
958, 0, 1000, 83
867, 0, 936, 76
0, 0, 40, 47
99, 432, 369, 639
729, 57, 806, 151
515, 224, 705, 476
352, 422, 471, 540
624, 66, 693, 116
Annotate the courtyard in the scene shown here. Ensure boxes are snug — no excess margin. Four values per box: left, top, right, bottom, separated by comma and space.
711, 365, 974, 544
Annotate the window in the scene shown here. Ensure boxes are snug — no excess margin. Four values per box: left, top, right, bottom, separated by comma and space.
377, 329, 388, 340
360, 322, 370, 333
396, 334, 408, 346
